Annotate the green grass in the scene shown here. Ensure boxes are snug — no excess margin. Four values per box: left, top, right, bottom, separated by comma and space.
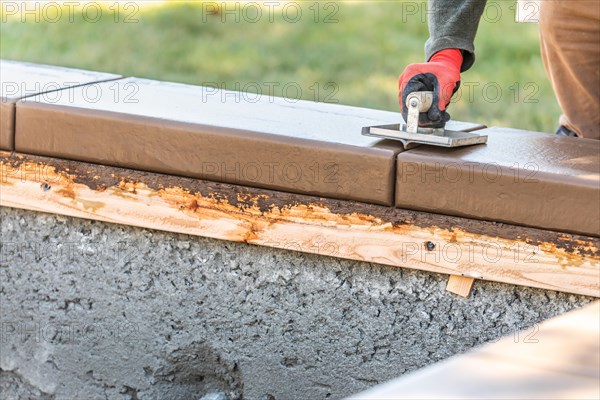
0, 1, 561, 132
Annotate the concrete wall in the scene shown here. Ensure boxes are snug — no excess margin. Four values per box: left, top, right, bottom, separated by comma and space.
0, 207, 593, 400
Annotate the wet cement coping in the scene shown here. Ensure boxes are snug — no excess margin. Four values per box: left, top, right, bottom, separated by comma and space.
14, 76, 483, 206
7, 60, 599, 234
396, 127, 600, 237
0, 59, 120, 151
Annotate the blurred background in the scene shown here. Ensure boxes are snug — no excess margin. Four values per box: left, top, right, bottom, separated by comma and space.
0, 0, 561, 132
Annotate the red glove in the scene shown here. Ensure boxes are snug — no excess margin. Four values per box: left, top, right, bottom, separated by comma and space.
398, 49, 463, 128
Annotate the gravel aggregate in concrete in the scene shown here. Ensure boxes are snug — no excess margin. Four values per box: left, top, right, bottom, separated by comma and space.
0, 207, 592, 399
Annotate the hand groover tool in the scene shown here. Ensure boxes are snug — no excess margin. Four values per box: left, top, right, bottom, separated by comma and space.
362, 91, 488, 149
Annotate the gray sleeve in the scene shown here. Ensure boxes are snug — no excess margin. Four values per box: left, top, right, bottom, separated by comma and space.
425, 0, 487, 72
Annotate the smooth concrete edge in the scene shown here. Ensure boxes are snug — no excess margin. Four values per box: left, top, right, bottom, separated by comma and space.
0, 61, 123, 151
394, 142, 600, 237
394, 164, 600, 238
14, 75, 124, 103
0, 102, 15, 151
396, 150, 599, 188
0, 58, 121, 102
14, 100, 398, 155
15, 101, 399, 206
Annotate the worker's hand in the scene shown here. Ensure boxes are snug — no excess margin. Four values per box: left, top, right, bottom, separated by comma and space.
398, 49, 463, 128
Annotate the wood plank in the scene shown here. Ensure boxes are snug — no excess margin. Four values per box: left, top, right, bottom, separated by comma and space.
1, 151, 598, 297
352, 301, 600, 399
353, 352, 600, 400
477, 301, 600, 378
446, 275, 475, 297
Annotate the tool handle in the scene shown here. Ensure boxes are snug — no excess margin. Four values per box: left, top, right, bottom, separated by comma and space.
405, 91, 434, 133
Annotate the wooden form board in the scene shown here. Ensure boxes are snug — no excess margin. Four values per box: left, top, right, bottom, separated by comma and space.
1, 151, 598, 297
352, 301, 600, 399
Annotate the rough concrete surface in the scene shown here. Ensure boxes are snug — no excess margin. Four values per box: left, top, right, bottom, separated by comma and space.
0, 207, 593, 400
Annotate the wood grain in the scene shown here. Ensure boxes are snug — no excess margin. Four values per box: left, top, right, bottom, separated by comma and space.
446, 276, 476, 297
1, 151, 598, 297
353, 301, 600, 399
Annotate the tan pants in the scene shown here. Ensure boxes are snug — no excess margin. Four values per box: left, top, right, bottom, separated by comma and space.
539, 0, 600, 139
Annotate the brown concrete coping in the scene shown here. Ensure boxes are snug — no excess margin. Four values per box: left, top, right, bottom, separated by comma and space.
0, 59, 119, 151
396, 127, 600, 236
15, 77, 484, 205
